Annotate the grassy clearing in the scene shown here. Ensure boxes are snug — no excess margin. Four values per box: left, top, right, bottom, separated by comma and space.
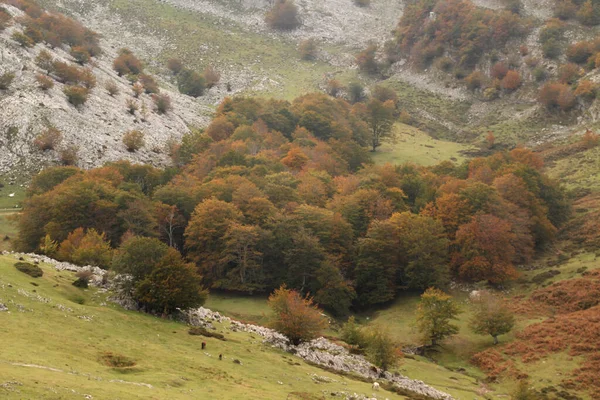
0, 254, 412, 399
547, 145, 600, 191
372, 123, 473, 166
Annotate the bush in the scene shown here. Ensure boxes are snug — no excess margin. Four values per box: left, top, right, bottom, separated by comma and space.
532, 67, 547, 82
576, 0, 600, 26
70, 46, 91, 64
139, 73, 159, 94
99, 352, 136, 368
153, 94, 172, 114
558, 63, 581, 84
113, 50, 143, 76
36, 73, 54, 90
501, 70, 522, 91
123, 130, 145, 152
566, 41, 594, 64
34, 127, 62, 150
15, 262, 43, 278
63, 85, 88, 106
465, 71, 484, 91
35, 50, 54, 72
268, 285, 327, 345
126, 98, 138, 115
265, 0, 301, 30
356, 44, 379, 75
188, 327, 226, 340
574, 80, 597, 100
12, 31, 33, 47
490, 62, 508, 79
59, 145, 79, 166
203, 65, 220, 89
555, 0, 577, 20
326, 79, 343, 97
167, 58, 183, 74
347, 81, 364, 103
57, 228, 112, 268
53, 61, 84, 85
542, 38, 562, 59
435, 57, 453, 72
105, 80, 119, 96
132, 82, 143, 98
177, 68, 205, 97
366, 329, 399, 371
341, 316, 370, 348
372, 85, 398, 106
0, 72, 15, 90
298, 38, 317, 60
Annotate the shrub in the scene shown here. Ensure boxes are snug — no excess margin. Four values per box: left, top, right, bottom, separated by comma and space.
519, 45, 528, 56
539, 83, 573, 110
557, 87, 576, 111
59, 145, 79, 166
298, 38, 317, 60
0, 72, 15, 90
372, 85, 398, 106
366, 329, 399, 371
57, 228, 112, 268
566, 41, 594, 64
105, 80, 119, 96
501, 70, 522, 91
347, 81, 364, 103
490, 62, 508, 79
542, 38, 562, 59
123, 130, 145, 152
70, 46, 90, 64
14, 262, 43, 278
63, 86, 88, 106
435, 57, 453, 72
53, 61, 84, 85
356, 44, 379, 75
113, 50, 143, 76
581, 129, 600, 148
167, 58, 183, 75
12, 31, 33, 47
326, 79, 343, 97
80, 68, 96, 89
268, 285, 327, 345
576, 0, 599, 26
34, 127, 62, 150
188, 327, 226, 340
532, 67, 547, 82
558, 63, 581, 84
126, 98, 138, 114
265, 0, 301, 30
555, 0, 577, 20
132, 82, 143, 98
36, 73, 54, 90
99, 352, 136, 368
139, 73, 159, 94
153, 93, 172, 114
35, 49, 54, 72
341, 316, 370, 348
203, 65, 220, 88
574, 80, 597, 100
177, 68, 205, 97
24, 26, 43, 44
465, 71, 484, 91
72, 270, 93, 288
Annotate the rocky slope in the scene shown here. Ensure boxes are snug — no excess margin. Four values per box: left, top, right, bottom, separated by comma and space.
0, 4, 211, 175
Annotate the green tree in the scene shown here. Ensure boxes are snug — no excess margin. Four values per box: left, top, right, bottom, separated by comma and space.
416, 288, 461, 347
469, 292, 515, 344
268, 285, 327, 345
363, 99, 396, 152
112, 236, 169, 283
177, 68, 206, 97
135, 248, 208, 315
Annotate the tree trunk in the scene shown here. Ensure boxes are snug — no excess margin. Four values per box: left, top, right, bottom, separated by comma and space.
493, 335, 499, 345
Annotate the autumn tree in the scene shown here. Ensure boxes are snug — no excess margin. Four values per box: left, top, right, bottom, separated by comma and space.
356, 44, 379, 75
268, 285, 327, 345
57, 228, 113, 269
177, 68, 206, 97
298, 38, 317, 60
416, 288, 461, 347
122, 130, 145, 152
220, 222, 264, 290
113, 49, 143, 76
366, 328, 399, 371
469, 291, 515, 345
134, 248, 208, 315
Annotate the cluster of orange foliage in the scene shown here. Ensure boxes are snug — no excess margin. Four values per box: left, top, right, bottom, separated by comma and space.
530, 270, 600, 314
389, 0, 529, 69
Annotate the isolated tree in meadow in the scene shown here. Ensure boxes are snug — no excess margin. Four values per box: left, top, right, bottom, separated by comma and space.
134, 248, 207, 315
416, 288, 461, 347
366, 328, 399, 371
469, 291, 515, 345
268, 285, 327, 345
362, 98, 396, 152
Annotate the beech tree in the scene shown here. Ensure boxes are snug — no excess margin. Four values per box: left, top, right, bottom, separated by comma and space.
469, 291, 515, 345
362, 99, 396, 152
416, 288, 460, 347
268, 285, 327, 345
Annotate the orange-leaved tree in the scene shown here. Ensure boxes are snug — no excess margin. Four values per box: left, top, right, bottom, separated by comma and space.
268, 285, 327, 345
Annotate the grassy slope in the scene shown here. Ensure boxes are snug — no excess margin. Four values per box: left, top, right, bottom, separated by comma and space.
372, 123, 473, 166
0, 255, 412, 400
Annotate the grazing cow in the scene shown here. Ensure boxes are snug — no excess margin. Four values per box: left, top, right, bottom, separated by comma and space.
219, 354, 222, 360
201, 342, 206, 350
372, 382, 380, 391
